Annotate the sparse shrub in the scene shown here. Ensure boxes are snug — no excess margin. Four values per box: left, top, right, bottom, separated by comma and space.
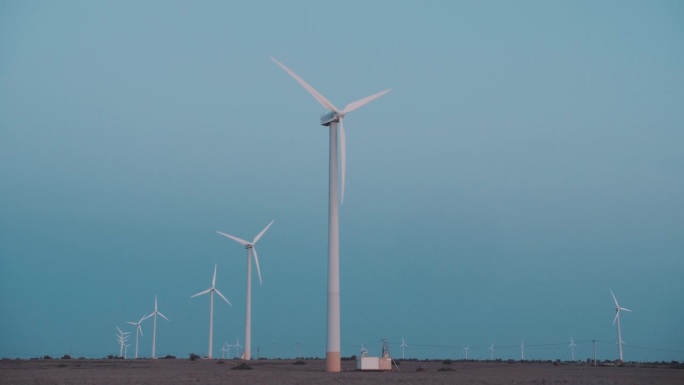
292, 360, 306, 365
415, 367, 426, 372
232, 362, 253, 370
437, 367, 453, 372
189, 353, 201, 361
43, 355, 53, 360
58, 363, 67, 368
61, 354, 72, 360
442, 359, 452, 365
162, 355, 176, 359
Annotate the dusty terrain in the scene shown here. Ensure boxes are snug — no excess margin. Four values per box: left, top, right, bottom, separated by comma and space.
1, 358, 682, 385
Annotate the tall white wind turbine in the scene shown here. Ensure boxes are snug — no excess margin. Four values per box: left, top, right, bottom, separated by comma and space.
489, 344, 495, 360
126, 314, 148, 359
216, 220, 274, 361
569, 337, 577, 361
400, 337, 408, 359
191, 263, 232, 359
463, 346, 470, 360
272, 57, 390, 372
610, 289, 632, 362
147, 295, 169, 359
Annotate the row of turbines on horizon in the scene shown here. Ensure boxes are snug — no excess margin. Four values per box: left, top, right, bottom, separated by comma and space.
114, 220, 274, 360
114, 58, 632, 367
112, 285, 633, 362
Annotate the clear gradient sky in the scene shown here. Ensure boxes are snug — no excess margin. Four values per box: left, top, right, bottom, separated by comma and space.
1, 1, 683, 362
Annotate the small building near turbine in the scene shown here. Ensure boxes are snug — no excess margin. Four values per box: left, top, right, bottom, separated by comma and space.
356, 344, 392, 371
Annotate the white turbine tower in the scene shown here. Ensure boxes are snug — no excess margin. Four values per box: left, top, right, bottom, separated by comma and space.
126, 314, 148, 359
569, 337, 577, 361
147, 295, 169, 359
191, 263, 232, 359
272, 57, 390, 372
610, 289, 632, 362
216, 219, 274, 361
124, 343, 131, 359
400, 337, 408, 359
463, 346, 470, 360
489, 344, 495, 360
520, 341, 525, 361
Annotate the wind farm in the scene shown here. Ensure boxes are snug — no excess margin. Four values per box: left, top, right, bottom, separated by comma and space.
2, 2, 683, 385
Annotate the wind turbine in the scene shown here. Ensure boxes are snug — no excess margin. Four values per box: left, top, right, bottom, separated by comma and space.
220, 344, 228, 359
520, 341, 525, 360
569, 337, 577, 361
489, 344, 495, 360
191, 263, 232, 359
234, 338, 243, 359
147, 295, 169, 359
463, 346, 470, 360
216, 220, 274, 361
126, 314, 148, 359
272, 57, 390, 372
610, 289, 632, 362
400, 337, 408, 359
124, 343, 131, 359
115, 326, 130, 358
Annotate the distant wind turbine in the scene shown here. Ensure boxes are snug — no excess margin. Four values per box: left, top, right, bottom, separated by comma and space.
220, 344, 228, 359
569, 337, 577, 361
234, 338, 243, 359
610, 289, 632, 362
191, 263, 232, 359
272, 58, 390, 372
115, 326, 130, 358
463, 346, 470, 360
147, 295, 169, 359
217, 219, 274, 361
400, 337, 408, 359
489, 344, 495, 360
124, 343, 131, 359
126, 314, 148, 359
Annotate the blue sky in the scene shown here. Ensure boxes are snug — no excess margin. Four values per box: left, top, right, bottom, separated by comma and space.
1, 1, 682, 361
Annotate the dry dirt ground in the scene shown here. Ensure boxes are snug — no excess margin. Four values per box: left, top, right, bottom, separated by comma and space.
1, 359, 682, 385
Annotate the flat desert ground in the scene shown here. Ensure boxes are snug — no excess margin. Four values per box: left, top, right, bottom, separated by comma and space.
1, 359, 682, 385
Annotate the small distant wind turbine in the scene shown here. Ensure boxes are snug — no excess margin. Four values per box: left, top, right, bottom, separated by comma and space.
147, 295, 169, 359
126, 314, 148, 359
463, 346, 470, 360
610, 289, 632, 362
217, 219, 274, 361
569, 337, 577, 361
226, 342, 233, 358
234, 338, 243, 359
489, 344, 495, 360
115, 326, 130, 358
272, 58, 390, 372
400, 337, 408, 359
124, 343, 131, 359
191, 263, 232, 359
220, 344, 228, 359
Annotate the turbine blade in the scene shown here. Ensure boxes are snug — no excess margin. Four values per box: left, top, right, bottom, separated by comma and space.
253, 220, 275, 244
340, 118, 346, 205
126, 322, 136, 326
139, 314, 147, 323
191, 288, 212, 298
610, 289, 619, 307
138, 324, 143, 337
158, 312, 169, 322
252, 247, 263, 285
621, 307, 632, 312
342, 89, 391, 114
271, 57, 340, 112
214, 288, 232, 306
216, 231, 250, 246
212, 264, 218, 287
613, 311, 619, 325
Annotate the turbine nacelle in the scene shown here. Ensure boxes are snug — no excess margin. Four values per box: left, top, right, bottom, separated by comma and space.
320, 111, 340, 126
